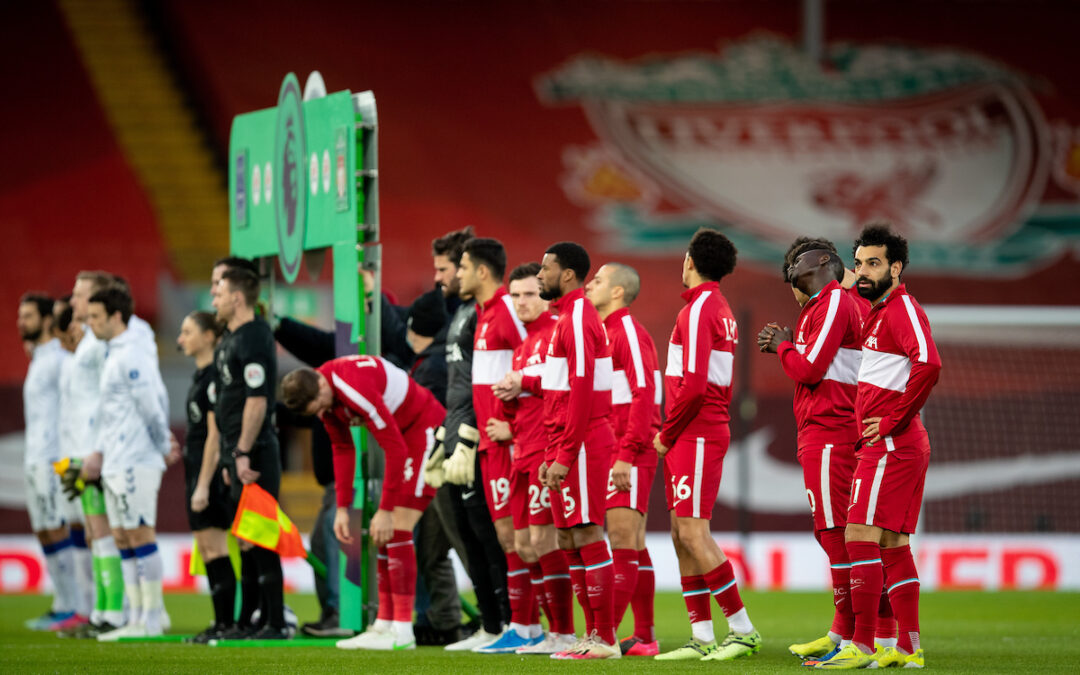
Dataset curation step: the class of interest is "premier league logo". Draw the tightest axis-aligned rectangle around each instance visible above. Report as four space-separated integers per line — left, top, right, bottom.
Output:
275 72 307 284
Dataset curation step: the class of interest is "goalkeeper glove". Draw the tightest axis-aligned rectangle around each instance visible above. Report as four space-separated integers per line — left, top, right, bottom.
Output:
53 457 87 501
443 423 480 485
423 426 447 488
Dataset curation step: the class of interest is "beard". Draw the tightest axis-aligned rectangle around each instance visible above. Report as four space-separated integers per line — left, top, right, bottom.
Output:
438 281 458 299
19 327 42 342
856 275 893 301
539 284 562 301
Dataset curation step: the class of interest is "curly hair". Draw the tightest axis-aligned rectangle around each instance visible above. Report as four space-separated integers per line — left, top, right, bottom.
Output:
687 228 737 282
853 223 909 274
545 241 591 282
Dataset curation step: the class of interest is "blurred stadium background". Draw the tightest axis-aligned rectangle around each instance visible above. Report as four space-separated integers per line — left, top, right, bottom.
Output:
1 0 1079 596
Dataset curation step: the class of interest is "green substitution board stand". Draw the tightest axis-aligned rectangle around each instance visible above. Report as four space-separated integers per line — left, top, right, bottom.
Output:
228 72 382 632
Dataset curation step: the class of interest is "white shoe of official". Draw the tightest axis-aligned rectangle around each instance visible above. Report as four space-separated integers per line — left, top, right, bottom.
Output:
336 625 389 650
517 632 578 655
445 628 500 652
97 622 147 642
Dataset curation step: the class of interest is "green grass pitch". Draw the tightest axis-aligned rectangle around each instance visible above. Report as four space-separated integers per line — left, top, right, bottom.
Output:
3 591 1078 673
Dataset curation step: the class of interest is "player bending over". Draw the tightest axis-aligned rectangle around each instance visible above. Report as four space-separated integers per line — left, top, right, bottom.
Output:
282 354 445 651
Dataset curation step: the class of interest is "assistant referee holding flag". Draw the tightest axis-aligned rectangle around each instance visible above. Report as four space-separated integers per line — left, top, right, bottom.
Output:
211 266 288 639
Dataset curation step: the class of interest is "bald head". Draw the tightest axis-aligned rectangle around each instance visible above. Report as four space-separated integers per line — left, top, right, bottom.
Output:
605 263 640 305
585 262 641 318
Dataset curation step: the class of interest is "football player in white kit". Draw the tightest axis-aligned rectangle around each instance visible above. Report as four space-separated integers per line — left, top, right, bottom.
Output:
19 293 82 632
68 272 174 636
49 297 95 635
67 271 132 635
82 285 172 640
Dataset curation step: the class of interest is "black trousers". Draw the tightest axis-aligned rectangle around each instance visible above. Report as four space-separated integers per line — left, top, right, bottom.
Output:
446 453 508 634
413 500 459 630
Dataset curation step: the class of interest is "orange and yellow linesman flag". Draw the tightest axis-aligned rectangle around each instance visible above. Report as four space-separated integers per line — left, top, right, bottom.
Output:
230 483 307 558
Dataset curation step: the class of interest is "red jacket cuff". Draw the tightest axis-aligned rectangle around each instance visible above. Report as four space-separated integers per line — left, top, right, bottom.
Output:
615 443 637 465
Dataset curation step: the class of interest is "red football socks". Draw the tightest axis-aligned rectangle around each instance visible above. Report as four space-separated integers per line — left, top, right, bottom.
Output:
883 544 921 654
681 574 711 625
539 550 574 635
877 581 897 642
565 549 594 634
632 548 656 642
820 528 855 640
612 548 639 627
528 560 544 626
846 540 884 652
376 548 392 622
505 551 532 627
387 530 416 623
579 540 616 645
704 560 746 617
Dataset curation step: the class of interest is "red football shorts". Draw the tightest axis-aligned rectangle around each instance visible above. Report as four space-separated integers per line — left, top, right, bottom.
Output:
663 432 729 519
605 457 656 515
550 441 612 529
846 433 930 534
481 446 513 520
510 450 552 529
388 414 439 512
798 442 856 532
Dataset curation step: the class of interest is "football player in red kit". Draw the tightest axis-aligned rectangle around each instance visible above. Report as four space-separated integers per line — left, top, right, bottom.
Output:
654 228 762 662
779 240 900 657
281 355 445 651
482 263 578 655
758 238 864 663
494 242 619 660
585 262 661 656
817 224 940 670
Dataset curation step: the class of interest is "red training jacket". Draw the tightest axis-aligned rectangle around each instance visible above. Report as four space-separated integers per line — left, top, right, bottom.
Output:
472 286 526 453
659 281 737 448
776 280 864 448
317 355 445 509
846 284 872 321
522 287 615 467
497 311 557 465
603 307 661 467
856 284 942 446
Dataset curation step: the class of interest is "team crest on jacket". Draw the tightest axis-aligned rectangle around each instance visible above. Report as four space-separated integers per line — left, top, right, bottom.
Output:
537 37 1080 276
189 401 203 424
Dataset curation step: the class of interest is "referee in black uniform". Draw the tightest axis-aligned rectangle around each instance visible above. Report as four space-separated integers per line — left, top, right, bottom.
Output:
179 310 235 643
211 267 288 639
